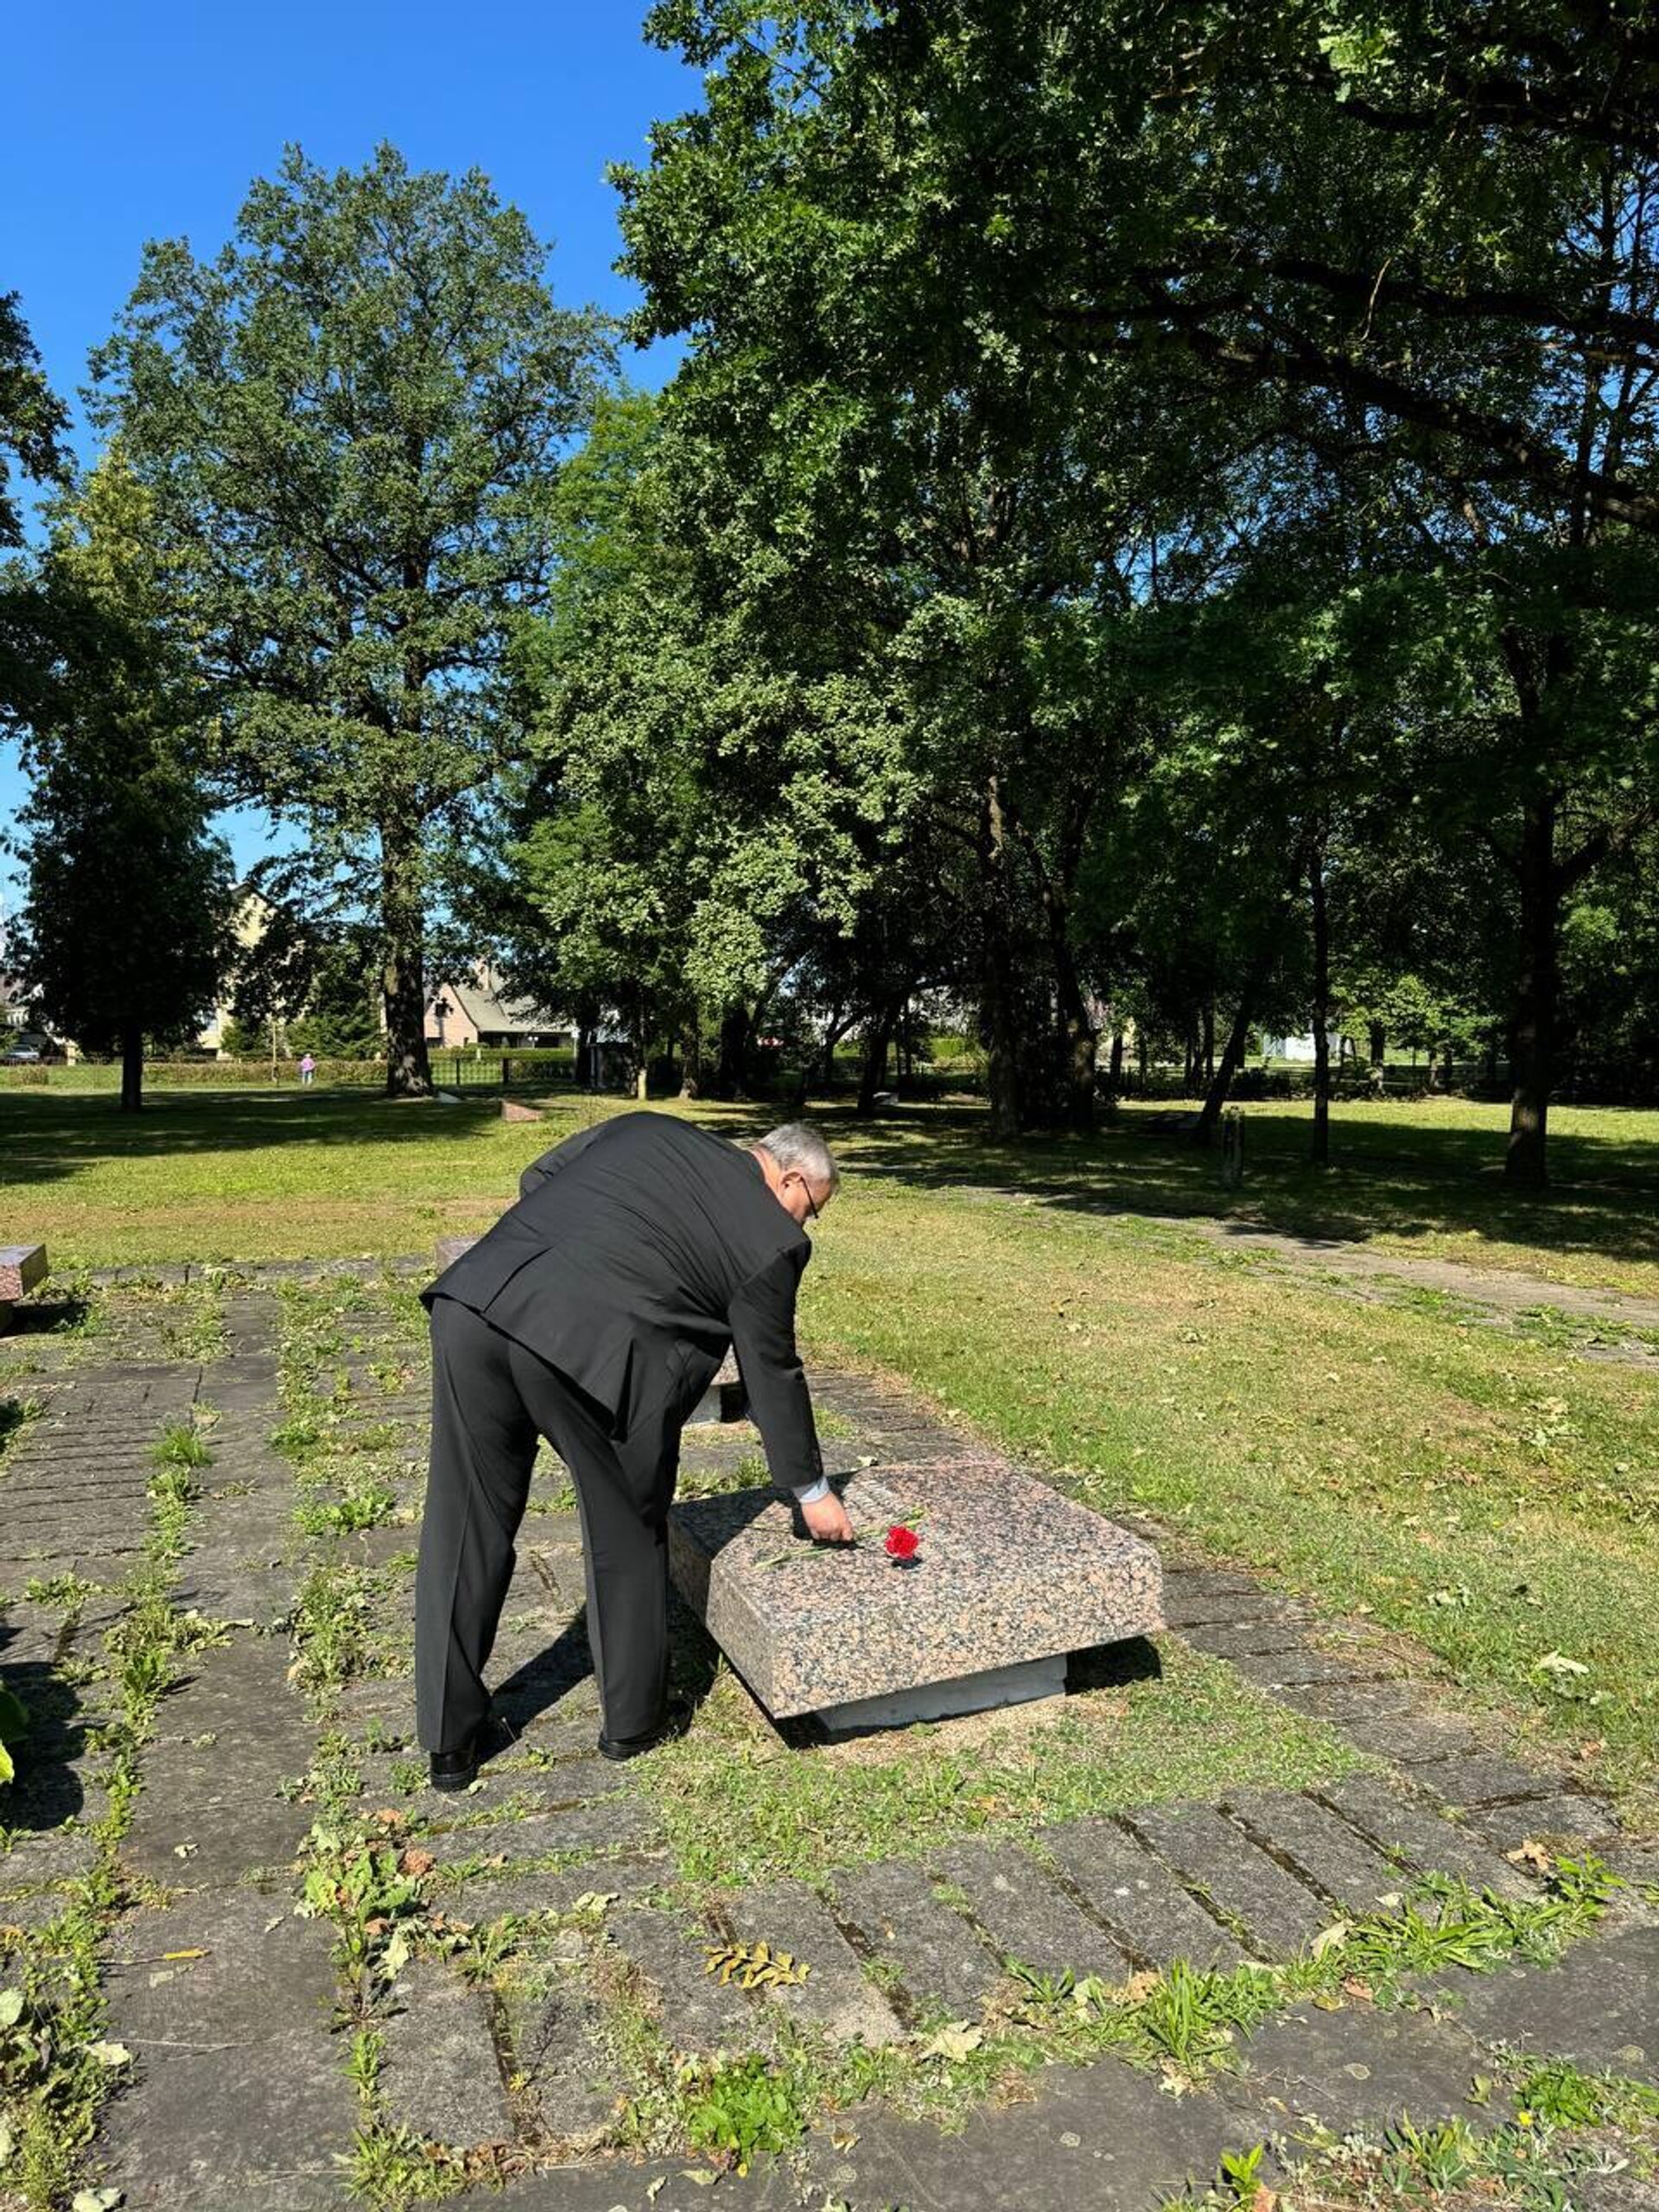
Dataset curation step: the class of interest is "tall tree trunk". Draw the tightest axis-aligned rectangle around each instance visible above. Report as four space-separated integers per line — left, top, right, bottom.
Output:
713 1004 750 1100
1505 791 1559 1189
1368 1020 1386 1070
1137 1031 1149 1091
119 1022 143 1114
857 1003 897 1116
380 824 431 1098
1194 942 1280 1145
1108 1027 1125 1092
1203 999 1217 1085
978 776 1021 1138
1045 920 1096 1135
1310 836 1331 1167
679 1015 703 1099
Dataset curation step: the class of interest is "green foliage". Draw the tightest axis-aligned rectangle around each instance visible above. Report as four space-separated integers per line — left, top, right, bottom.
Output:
680 2052 808 2173
92 143 614 1096
0 1687 29 1789
0 292 70 550
10 455 235 1109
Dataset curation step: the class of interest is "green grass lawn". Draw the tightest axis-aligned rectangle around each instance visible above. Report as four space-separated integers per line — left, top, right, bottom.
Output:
4 1083 1658 1818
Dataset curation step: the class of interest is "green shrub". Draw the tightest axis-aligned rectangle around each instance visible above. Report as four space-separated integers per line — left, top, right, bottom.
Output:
0 1685 29 1786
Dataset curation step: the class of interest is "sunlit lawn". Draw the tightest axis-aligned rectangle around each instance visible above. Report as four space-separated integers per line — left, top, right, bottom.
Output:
3 1081 1657 1817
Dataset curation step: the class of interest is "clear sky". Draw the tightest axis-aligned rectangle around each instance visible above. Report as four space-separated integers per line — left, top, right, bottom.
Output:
0 0 698 911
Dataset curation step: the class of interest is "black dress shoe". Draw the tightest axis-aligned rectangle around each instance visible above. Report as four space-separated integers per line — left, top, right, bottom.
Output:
428 1713 516 1792
596 1702 690 1762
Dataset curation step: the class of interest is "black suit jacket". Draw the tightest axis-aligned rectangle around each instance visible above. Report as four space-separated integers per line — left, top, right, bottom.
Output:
423 1112 824 1494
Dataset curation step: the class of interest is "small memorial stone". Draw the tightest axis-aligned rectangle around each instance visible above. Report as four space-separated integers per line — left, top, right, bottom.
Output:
669 1461 1161 1726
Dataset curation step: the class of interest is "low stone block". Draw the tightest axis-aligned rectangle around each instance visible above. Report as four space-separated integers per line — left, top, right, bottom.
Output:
1130 1803 1331 1958
0 1243 48 1317
686 1350 746 1427
1446 1926 1659 2084
502 1098 546 1122
830 1857 1001 2012
612 1904 766 2051
1044 1818 1243 1970
1225 1790 1404 1915
435 1235 480 1272
822 1652 1065 1732
669 1463 1162 1723
935 1840 1135 1983
380 1957 512 2147
1234 2002 1512 2138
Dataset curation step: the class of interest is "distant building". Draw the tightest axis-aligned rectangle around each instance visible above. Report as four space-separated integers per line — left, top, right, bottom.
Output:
425 965 567 1051
1262 1030 1345 1065
198 891 274 1056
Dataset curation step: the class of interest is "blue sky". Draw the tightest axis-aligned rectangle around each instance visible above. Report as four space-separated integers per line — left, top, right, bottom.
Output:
0 0 697 909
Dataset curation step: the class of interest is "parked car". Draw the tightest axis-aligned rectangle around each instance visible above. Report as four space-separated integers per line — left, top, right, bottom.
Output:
2 1046 42 1065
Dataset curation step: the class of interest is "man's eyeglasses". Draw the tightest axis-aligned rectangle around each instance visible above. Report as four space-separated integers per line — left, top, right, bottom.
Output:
787 1172 822 1224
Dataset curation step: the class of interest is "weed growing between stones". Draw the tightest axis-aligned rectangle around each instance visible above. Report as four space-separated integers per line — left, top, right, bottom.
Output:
1178 2056 1659 2211
273 1277 425 1548
0 1411 219 2208
755 1859 1630 2158
680 2050 814 2174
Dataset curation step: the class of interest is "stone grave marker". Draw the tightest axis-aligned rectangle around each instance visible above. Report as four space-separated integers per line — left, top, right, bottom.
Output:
669 1462 1163 1730
0 1243 48 1332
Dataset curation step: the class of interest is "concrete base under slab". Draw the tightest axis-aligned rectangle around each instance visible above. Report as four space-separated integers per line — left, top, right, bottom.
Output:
817 1652 1067 1733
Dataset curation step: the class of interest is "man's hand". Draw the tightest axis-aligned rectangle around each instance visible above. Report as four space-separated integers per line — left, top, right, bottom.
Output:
799 1491 856 1545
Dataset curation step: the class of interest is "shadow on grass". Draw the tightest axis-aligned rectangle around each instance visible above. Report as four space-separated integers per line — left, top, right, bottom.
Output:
821 1098 1659 1281
1067 1635 1164 1694
1 1295 93 1338
0 1087 524 1190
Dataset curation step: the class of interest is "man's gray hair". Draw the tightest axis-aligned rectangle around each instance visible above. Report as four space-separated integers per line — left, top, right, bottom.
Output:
757 1122 839 1194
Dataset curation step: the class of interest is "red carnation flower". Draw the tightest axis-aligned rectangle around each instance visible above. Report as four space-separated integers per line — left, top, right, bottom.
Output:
884 1523 920 1560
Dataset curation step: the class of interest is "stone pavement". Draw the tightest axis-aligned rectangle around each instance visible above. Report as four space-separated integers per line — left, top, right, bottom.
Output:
1 1265 1656 2212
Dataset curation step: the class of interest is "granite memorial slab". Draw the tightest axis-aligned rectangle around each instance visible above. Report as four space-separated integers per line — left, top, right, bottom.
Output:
0 1242 48 1331
668 1462 1163 1727
688 1348 747 1426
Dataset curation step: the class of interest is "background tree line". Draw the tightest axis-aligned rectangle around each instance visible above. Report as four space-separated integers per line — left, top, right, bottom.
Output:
2 3 1656 1181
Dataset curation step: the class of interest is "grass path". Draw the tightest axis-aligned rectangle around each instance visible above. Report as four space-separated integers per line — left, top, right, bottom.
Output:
4 1084 1657 1818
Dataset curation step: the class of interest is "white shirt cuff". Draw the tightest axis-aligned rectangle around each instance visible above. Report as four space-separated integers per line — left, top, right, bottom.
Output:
792 1476 832 1505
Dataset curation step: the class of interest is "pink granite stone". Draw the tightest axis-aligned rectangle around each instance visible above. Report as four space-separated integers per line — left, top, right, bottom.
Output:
0 1243 48 1305
0 1238 46 1318
668 1462 1163 1720
434 1236 480 1272
501 1100 545 1122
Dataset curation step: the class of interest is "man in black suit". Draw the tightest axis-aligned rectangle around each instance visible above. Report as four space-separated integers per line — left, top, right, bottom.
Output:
414 1114 848 1789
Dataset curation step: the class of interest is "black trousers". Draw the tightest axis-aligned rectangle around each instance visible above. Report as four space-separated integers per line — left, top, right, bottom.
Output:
415 1295 681 1753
